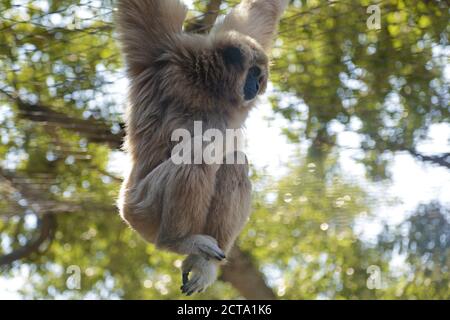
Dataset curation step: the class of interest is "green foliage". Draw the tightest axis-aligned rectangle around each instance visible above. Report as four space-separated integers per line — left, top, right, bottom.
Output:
241 158 386 299
272 0 449 179
379 202 450 299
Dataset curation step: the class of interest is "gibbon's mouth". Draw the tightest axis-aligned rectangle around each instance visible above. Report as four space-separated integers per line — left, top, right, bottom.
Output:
244 66 264 101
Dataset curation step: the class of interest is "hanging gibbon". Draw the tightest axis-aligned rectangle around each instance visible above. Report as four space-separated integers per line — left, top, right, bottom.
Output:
116 0 288 295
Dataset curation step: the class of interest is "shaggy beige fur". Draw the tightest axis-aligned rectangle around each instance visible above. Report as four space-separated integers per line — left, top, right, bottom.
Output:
116 0 287 295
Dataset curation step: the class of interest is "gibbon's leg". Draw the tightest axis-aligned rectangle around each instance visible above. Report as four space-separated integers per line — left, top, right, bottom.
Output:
122 155 227 261
181 155 252 295
116 0 187 76
211 0 289 50
205 158 252 254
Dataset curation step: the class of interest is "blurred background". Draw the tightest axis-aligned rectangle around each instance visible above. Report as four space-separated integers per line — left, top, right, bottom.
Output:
0 0 449 299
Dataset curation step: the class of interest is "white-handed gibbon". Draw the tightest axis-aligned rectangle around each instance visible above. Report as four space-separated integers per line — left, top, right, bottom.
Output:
116 0 288 295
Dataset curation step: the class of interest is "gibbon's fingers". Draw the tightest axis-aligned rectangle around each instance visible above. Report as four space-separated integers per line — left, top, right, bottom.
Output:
211 0 289 51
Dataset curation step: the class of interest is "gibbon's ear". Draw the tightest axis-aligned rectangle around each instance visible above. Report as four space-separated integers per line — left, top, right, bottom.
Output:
221 46 245 68
211 0 289 51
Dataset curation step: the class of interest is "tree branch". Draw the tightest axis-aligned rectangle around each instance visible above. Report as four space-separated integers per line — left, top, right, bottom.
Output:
221 246 277 300
0 168 57 267
0 214 56 267
16 99 124 149
408 149 450 169
0 169 82 216
185 0 223 33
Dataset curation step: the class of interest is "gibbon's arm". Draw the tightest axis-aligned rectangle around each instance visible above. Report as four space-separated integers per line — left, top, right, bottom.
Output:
116 0 188 76
211 0 289 51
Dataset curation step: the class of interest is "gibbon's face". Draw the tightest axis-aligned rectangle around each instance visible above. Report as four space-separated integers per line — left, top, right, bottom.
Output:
218 35 269 105
171 32 269 109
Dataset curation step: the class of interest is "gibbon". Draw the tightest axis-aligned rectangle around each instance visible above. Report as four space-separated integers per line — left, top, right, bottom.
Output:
116 0 288 295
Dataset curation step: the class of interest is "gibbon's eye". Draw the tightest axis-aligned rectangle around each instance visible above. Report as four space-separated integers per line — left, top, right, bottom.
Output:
244 66 262 101
222 46 244 67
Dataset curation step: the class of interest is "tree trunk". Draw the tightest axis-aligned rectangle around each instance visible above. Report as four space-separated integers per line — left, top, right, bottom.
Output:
221 247 276 300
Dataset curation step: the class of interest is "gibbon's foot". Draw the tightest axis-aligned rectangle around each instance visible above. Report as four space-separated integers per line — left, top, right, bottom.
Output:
192 235 226 261
181 254 218 295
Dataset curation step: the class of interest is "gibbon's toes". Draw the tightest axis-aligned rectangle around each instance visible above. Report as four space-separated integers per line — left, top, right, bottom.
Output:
181 273 202 296
180 254 218 295
181 254 199 287
181 272 213 296
182 272 190 287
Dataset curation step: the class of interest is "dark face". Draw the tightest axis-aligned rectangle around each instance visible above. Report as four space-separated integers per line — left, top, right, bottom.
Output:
221 44 268 102
244 66 263 101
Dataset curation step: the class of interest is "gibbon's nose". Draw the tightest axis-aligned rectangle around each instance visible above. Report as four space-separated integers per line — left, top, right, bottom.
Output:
244 66 262 101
